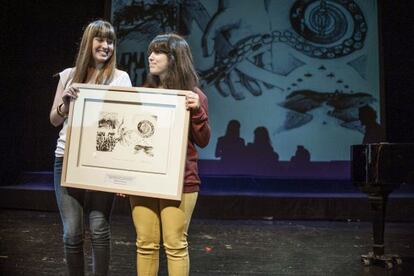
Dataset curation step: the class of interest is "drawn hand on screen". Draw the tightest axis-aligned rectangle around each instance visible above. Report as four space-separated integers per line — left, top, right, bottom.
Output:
200 0 286 100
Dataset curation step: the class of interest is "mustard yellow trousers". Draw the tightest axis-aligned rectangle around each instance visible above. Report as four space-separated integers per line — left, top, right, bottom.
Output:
130 192 198 276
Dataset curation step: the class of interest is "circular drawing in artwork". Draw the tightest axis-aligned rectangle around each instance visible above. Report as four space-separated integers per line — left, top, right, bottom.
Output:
137 120 155 138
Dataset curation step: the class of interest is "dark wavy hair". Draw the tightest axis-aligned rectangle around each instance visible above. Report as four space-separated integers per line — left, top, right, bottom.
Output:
145 33 199 90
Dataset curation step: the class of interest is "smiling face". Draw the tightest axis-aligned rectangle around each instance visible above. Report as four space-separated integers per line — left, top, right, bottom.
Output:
148 51 169 80
92 37 114 66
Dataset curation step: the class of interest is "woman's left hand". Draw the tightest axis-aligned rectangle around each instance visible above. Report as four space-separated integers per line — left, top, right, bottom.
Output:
186 91 200 111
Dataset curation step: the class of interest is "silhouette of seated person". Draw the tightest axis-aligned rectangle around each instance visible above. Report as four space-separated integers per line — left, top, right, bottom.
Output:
215 120 246 170
290 145 311 164
245 126 279 174
358 105 383 144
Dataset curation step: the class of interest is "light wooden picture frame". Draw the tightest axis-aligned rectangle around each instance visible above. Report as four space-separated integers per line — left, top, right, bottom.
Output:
61 84 190 200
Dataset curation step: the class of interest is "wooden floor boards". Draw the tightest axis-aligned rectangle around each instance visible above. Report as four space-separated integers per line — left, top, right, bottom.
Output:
1 210 413 275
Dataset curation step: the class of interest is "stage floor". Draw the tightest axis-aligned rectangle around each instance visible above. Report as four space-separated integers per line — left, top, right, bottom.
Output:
1 210 413 275
2 172 414 221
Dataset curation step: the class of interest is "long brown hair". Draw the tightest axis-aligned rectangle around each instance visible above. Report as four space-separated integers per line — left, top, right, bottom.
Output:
71 20 117 84
146 33 199 90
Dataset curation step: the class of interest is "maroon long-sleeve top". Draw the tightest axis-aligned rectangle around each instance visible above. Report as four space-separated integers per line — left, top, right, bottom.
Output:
183 87 211 193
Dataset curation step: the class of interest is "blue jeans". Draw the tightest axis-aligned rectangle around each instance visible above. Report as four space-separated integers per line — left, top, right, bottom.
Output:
54 157 114 276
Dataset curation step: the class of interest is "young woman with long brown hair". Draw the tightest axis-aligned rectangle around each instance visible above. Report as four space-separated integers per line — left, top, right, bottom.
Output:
129 33 211 276
50 20 132 276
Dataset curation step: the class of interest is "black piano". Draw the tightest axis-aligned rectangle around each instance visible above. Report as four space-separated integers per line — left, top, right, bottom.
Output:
351 143 414 268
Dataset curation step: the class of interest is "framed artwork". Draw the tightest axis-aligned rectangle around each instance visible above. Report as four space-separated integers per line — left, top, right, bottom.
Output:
61 84 190 200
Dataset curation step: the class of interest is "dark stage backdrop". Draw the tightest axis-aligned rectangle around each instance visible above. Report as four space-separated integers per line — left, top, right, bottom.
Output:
111 0 383 179
1 0 107 183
